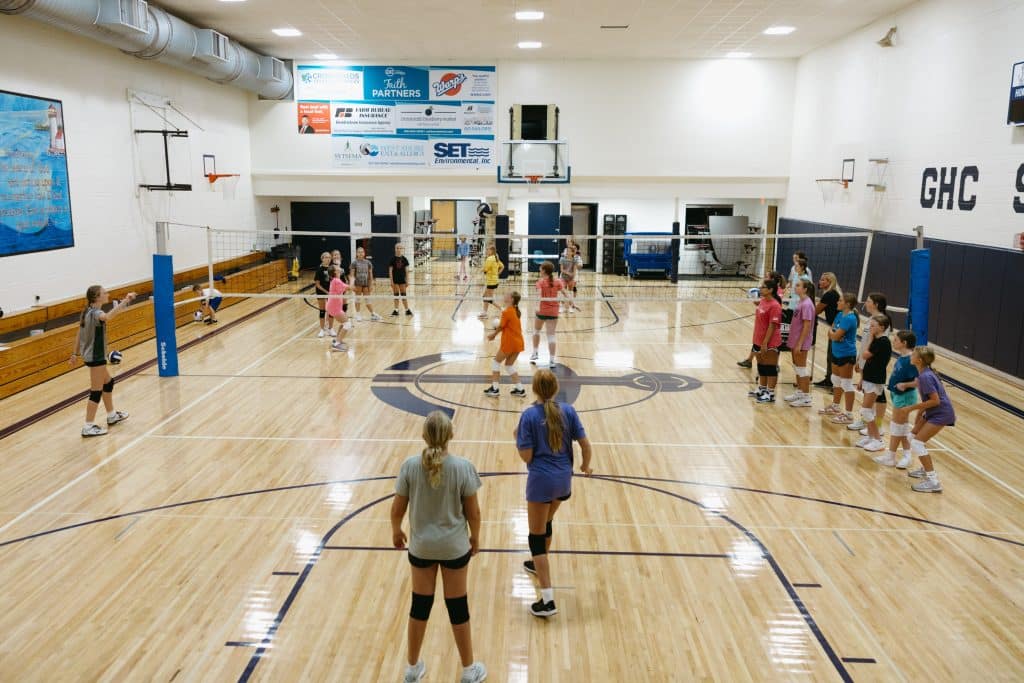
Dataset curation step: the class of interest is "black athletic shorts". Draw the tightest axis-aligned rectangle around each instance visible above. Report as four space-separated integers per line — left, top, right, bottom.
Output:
84 360 107 368
537 314 558 321
408 550 472 570
392 277 407 287
751 344 779 354
833 355 856 367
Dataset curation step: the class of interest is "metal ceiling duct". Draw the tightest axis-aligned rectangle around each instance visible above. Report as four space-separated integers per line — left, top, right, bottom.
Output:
0 0 293 99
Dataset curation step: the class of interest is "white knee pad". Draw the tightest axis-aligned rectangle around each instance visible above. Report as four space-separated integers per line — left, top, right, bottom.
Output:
342 321 353 331
860 407 876 422
491 359 503 372
795 366 810 378
841 377 855 393
830 373 841 386
911 439 928 456
503 363 516 376
889 421 906 437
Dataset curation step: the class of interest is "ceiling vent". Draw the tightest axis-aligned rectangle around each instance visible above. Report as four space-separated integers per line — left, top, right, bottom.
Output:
96 0 148 35
196 29 229 63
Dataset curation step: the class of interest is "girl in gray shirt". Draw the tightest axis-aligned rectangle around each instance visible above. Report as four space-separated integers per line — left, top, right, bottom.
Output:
391 411 487 683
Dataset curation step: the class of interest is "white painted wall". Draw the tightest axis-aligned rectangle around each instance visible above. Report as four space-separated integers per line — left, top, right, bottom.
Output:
0 15 258 312
784 0 1024 247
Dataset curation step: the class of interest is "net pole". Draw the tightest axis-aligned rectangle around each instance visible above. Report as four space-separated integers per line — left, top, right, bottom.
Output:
206 226 216 294
153 220 179 377
856 231 873 302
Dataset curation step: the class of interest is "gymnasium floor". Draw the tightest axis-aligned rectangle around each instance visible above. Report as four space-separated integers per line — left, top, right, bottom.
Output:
0 276 1022 682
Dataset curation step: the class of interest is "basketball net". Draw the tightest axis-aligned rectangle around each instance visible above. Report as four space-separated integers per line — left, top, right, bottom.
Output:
526 175 541 193
208 173 240 200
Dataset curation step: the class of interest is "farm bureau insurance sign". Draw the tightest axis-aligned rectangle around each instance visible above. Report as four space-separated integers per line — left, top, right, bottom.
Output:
294 65 496 171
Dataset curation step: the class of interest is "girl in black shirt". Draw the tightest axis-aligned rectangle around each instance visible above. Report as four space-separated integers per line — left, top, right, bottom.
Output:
315 251 333 338
389 243 413 317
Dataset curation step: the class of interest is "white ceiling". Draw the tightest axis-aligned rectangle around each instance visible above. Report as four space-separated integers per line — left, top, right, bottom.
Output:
156 0 917 61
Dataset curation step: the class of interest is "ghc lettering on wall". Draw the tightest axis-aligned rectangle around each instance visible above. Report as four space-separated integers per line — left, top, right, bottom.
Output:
921 164 1024 213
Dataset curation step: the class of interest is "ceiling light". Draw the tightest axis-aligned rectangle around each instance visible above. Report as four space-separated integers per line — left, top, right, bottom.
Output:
517 41 542 49
515 10 544 21
763 26 796 35
272 28 302 37
726 51 751 58
218 0 246 3
314 53 338 60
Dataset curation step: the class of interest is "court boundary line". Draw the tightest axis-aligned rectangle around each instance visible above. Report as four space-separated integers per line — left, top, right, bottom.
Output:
0 323 316 540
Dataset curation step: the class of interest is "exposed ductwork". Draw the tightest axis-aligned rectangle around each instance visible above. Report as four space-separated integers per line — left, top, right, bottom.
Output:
0 0 293 100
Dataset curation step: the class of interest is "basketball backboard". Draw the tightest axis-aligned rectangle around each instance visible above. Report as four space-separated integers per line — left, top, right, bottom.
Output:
497 140 570 184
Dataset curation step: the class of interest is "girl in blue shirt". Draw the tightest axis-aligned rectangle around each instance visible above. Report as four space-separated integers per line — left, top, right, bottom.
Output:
875 330 919 469
821 292 860 424
516 369 593 618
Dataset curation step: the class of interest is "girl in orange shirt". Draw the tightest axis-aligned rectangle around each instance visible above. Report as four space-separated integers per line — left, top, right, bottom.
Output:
484 291 526 397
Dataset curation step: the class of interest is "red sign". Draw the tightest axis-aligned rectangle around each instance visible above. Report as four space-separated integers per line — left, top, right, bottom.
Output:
297 102 330 134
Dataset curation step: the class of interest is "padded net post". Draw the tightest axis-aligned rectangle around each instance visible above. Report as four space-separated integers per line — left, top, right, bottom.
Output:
153 220 179 377
908 248 931 345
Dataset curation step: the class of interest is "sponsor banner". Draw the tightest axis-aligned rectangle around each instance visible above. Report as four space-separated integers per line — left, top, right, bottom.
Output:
297 64 495 170
297 102 330 134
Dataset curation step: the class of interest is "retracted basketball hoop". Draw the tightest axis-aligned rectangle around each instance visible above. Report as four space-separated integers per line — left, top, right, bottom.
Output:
207 173 240 200
525 175 542 193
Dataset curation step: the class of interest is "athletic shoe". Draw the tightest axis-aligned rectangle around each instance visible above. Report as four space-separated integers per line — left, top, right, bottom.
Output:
460 662 488 683
847 419 866 431
912 478 943 493
370 313 382 322
830 414 854 425
523 560 536 575
355 314 363 322
327 328 337 337
863 439 886 452
477 313 488 319
81 423 108 437
549 358 557 368
391 309 399 316
106 411 129 426
855 436 871 448
783 392 801 402
483 387 500 397
859 427 887 438
405 309 414 316
873 452 897 466
748 388 763 398
317 330 326 338
510 387 527 397
908 468 927 479
331 342 348 352
529 352 539 363
818 404 840 415
530 599 558 618
755 392 775 404
736 359 752 368
790 396 813 408
896 452 913 469
404 660 426 683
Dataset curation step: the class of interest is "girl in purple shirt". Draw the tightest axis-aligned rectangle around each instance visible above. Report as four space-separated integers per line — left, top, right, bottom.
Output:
907 347 956 493
784 279 816 408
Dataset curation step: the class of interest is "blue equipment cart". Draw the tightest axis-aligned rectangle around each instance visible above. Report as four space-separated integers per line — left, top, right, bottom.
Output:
624 233 674 278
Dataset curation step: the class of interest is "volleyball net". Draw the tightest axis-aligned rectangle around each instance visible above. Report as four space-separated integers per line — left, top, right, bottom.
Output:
155 221 874 307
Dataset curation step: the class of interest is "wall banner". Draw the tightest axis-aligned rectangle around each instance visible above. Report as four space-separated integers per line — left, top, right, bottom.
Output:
295 65 496 170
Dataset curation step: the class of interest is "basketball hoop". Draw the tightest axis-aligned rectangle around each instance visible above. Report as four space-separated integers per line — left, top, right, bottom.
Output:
207 173 240 200
525 175 542 193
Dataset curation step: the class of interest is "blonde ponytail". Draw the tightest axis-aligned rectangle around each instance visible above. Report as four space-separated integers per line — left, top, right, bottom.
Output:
421 411 453 488
532 369 565 452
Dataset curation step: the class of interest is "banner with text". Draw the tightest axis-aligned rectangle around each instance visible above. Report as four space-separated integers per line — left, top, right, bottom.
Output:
295 65 496 170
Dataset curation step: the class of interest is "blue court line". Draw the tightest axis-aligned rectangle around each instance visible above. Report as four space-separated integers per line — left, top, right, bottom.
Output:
225 641 258 648
323 546 729 559
271 571 299 576
793 583 823 588
841 658 877 664
938 372 1024 420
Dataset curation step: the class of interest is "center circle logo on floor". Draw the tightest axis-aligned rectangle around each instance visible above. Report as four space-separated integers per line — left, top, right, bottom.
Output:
371 351 702 418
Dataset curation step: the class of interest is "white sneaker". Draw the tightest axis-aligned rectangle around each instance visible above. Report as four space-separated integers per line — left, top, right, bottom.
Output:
855 436 871 448
403 660 426 682
548 358 557 368
873 452 897 466
908 468 927 479
327 328 337 337
460 662 488 683
370 313 382 321
81 423 108 437
106 411 129 426
790 396 813 408
896 452 912 469
529 352 539 363
783 392 801 402
355 314 363 322
317 329 326 338
863 439 886 452
847 419 866 431
912 477 943 493
859 427 887 437
331 341 348 352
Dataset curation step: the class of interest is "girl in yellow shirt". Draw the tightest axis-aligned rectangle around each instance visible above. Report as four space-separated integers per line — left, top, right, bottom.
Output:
478 244 504 318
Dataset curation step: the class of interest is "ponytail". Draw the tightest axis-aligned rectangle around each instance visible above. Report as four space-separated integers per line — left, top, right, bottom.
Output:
540 260 555 286
532 369 565 453
420 411 453 488
81 285 102 326
511 291 521 318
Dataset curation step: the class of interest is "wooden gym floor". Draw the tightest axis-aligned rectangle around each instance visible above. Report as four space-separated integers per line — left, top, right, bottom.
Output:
0 276 1022 682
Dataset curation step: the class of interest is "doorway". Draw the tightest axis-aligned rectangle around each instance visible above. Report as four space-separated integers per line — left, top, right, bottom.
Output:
527 202 560 273
570 203 598 270
290 202 351 269
430 199 481 257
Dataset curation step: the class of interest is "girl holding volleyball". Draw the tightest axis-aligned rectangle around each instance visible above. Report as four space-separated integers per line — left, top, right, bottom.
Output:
530 261 564 368
70 285 135 437
326 265 351 352
516 369 593 617
484 291 526 397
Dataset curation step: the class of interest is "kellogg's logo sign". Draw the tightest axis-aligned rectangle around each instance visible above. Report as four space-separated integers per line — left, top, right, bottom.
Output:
433 72 467 97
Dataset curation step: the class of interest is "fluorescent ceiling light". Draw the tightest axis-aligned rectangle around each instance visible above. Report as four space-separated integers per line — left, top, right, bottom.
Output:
314 53 338 60
726 51 751 58
272 28 302 37
763 26 796 35
518 41 542 49
515 10 544 21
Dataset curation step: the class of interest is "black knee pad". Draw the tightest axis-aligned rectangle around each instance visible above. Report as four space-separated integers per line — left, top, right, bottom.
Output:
545 521 552 538
528 533 548 556
757 363 778 377
445 595 470 625
88 390 102 404
409 592 434 621
319 309 326 319
102 378 114 393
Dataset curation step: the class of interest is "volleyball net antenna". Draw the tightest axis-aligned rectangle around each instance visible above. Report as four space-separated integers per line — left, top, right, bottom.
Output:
155 221 874 306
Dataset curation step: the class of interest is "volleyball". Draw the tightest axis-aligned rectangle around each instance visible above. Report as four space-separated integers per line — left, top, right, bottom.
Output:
108 350 123 365
747 287 760 300
194 310 203 321
492 318 501 330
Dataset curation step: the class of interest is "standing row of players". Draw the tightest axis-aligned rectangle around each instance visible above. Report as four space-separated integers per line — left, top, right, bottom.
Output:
746 253 956 493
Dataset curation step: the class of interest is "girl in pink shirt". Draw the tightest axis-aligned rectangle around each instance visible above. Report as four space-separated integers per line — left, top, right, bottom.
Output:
750 278 783 404
530 261 564 369
325 265 351 352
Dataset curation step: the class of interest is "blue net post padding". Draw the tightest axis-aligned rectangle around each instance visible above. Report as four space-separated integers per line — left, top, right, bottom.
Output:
153 253 179 377
908 248 930 346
